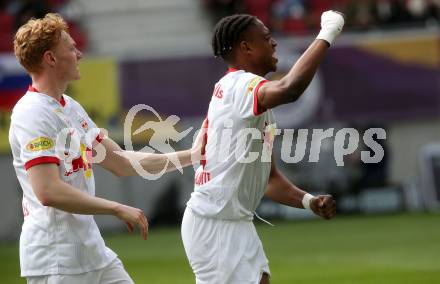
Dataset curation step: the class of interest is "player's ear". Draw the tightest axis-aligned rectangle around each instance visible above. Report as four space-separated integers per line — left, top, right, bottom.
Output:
239 40 252 55
43 50 57 67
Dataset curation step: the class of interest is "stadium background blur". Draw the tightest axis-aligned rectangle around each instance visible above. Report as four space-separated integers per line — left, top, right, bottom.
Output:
0 0 439 283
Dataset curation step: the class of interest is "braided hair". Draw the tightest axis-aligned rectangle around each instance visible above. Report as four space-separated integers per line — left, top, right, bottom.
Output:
211 14 257 60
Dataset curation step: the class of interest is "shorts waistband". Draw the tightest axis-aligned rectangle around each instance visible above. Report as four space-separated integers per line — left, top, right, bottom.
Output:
186 207 254 222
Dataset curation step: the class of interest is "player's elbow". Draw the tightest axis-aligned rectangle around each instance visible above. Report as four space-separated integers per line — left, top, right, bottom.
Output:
40 197 53 207
33 179 63 207
287 77 308 102
274 79 306 105
35 188 55 207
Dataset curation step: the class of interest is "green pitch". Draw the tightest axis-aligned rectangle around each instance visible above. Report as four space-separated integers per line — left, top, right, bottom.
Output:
1 213 439 283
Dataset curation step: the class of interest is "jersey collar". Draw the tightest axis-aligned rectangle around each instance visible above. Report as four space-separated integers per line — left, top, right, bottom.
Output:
226 68 239 74
28 85 66 107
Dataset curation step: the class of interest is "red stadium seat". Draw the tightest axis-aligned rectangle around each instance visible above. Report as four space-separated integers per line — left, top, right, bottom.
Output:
67 21 88 51
0 11 13 33
0 12 14 52
283 18 307 35
0 33 13 52
244 0 274 26
47 0 68 9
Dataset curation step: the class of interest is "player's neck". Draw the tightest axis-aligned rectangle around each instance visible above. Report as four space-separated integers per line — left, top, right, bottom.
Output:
31 73 67 101
228 61 265 77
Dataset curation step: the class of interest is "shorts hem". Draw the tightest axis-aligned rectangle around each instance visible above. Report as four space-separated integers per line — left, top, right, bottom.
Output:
21 255 118 277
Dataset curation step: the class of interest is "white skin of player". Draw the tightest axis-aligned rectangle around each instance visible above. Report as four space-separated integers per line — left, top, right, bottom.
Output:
27 30 204 240
226 20 337 222
130 115 193 173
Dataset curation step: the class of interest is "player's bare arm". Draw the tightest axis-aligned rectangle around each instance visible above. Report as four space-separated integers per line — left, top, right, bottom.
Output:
257 39 329 109
265 157 336 220
264 156 306 208
28 163 149 239
96 122 205 177
257 11 344 110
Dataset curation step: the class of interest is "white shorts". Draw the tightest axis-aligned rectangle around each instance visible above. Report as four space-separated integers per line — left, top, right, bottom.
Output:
26 258 134 284
181 208 270 284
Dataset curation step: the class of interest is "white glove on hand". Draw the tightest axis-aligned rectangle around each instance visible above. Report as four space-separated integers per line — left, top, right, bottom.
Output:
316 10 345 46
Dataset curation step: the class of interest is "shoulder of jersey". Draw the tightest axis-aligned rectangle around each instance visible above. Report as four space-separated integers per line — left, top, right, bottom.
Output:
11 92 60 123
12 92 48 113
62 94 74 104
222 70 254 85
63 95 85 113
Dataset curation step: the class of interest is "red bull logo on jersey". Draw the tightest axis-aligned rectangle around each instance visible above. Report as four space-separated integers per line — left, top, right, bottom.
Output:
26 137 54 152
64 144 93 178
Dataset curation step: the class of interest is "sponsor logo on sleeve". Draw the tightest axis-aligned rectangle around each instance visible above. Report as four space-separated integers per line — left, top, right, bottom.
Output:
26 137 54 152
246 77 262 95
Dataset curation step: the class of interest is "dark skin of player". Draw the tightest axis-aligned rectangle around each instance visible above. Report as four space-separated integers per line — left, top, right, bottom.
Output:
223 19 336 284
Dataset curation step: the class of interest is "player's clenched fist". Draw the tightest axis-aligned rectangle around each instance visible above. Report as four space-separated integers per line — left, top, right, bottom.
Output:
316 10 345 45
310 195 336 220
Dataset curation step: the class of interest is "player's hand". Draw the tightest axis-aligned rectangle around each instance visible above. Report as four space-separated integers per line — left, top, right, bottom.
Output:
191 118 208 161
114 203 149 240
310 195 336 220
316 10 345 45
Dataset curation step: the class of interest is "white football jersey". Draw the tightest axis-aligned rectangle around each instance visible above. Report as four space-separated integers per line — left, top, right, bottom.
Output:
9 87 117 277
187 69 277 220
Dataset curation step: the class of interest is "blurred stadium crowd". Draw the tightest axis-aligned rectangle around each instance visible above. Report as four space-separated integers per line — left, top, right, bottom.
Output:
0 0 87 52
203 0 440 34
1 1 440 53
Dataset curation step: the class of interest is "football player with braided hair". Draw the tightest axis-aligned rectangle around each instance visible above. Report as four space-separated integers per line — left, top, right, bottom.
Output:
182 11 345 284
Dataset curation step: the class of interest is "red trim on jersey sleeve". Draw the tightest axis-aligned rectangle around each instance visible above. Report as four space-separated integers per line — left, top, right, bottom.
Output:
24 156 60 170
253 79 268 116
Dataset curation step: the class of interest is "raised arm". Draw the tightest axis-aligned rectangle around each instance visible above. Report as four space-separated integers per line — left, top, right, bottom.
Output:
257 11 344 110
28 163 149 239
